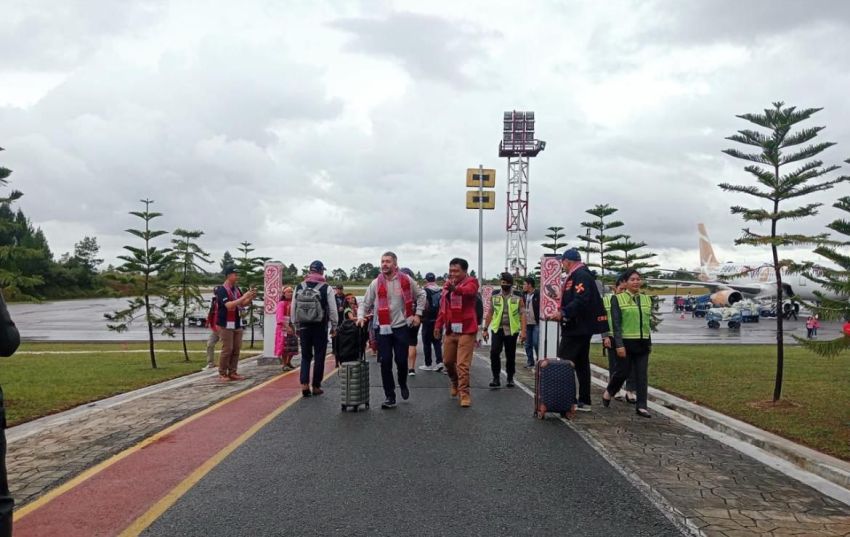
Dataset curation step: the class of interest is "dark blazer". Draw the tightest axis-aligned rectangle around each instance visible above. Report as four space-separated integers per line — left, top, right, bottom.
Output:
560 265 607 336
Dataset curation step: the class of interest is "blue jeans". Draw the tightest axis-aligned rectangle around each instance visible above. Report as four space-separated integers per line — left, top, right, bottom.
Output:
524 324 539 365
421 320 443 366
299 324 329 388
378 325 410 400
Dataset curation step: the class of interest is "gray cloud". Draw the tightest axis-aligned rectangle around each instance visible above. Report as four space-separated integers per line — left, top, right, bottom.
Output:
331 11 497 86
2 1 850 278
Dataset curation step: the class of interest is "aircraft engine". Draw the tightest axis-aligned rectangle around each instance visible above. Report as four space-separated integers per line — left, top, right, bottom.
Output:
710 290 743 306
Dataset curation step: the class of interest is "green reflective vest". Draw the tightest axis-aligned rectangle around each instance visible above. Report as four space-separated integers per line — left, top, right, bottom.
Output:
602 294 614 333
489 294 522 335
615 292 652 340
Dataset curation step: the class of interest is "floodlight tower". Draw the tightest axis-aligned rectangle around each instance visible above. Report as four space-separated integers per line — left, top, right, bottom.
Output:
499 111 545 276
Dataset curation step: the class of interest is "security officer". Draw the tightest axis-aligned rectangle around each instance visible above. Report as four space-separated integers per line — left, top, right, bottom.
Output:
602 268 653 418
550 248 607 412
482 272 526 388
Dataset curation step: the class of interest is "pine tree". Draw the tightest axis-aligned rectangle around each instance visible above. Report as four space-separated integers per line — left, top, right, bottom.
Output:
168 229 211 361
720 102 848 401
541 226 567 254
577 204 625 280
105 199 175 368
607 235 659 274
220 250 236 276
797 192 850 357
0 148 43 299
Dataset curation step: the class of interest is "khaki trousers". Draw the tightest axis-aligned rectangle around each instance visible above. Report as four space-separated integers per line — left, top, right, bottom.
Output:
218 328 243 376
443 333 475 397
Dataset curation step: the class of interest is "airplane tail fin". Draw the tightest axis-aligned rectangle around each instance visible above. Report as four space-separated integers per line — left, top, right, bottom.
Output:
698 223 720 281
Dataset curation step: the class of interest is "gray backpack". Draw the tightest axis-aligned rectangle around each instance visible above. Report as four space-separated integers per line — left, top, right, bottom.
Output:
295 282 327 325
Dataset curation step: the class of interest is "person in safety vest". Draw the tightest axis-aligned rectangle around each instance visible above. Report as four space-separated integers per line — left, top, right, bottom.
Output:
482 272 526 388
602 274 636 402
601 269 653 418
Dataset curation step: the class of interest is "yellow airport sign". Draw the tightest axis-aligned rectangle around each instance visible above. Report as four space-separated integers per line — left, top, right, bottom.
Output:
466 168 496 188
466 190 496 210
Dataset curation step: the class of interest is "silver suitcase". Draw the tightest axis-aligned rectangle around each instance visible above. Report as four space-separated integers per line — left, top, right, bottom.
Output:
339 359 370 411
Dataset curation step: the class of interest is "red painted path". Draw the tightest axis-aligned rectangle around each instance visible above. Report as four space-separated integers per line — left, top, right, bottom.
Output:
14 359 334 537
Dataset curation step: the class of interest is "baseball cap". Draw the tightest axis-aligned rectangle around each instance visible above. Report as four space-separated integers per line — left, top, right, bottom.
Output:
309 260 326 273
224 267 239 275
425 272 436 282
561 248 581 262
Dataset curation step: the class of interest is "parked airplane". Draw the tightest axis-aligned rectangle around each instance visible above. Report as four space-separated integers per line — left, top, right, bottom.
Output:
651 224 838 306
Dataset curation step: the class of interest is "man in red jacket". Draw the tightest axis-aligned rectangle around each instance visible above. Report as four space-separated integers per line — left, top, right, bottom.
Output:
434 258 479 408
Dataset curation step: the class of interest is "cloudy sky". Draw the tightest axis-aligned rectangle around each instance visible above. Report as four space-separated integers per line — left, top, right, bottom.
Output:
2 0 849 278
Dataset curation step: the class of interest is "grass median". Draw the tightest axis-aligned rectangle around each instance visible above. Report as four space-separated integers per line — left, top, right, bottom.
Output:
591 343 850 461
1 341 260 426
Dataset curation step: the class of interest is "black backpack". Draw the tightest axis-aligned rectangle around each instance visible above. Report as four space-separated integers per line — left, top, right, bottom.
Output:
423 288 442 321
336 319 362 362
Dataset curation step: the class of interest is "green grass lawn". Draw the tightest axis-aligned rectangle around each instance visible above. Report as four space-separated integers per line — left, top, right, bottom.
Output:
0 341 259 426
591 344 850 461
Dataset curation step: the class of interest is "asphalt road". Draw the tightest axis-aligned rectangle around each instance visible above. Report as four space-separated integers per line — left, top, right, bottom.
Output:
141 356 681 537
10 296 842 345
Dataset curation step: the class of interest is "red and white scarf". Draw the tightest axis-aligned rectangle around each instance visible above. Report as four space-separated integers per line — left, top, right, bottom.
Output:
449 277 466 333
376 272 414 335
224 284 242 329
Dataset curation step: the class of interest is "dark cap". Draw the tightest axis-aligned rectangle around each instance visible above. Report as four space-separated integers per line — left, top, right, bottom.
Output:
561 248 581 262
425 272 436 282
224 267 239 276
500 272 514 284
309 260 325 273
400 267 415 278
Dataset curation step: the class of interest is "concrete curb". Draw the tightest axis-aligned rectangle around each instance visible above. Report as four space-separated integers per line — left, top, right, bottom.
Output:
589 363 850 499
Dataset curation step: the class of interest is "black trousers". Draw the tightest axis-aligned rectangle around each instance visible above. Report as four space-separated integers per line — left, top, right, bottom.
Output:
558 334 592 405
299 324 329 388
489 329 518 381
606 338 636 392
0 387 12 537
378 326 409 400
606 347 650 411
421 320 442 366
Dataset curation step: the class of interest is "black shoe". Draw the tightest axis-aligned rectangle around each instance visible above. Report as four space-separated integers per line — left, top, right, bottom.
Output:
506 379 515 388
489 380 501 388
302 389 312 398
381 399 397 409
636 409 651 418
400 385 410 400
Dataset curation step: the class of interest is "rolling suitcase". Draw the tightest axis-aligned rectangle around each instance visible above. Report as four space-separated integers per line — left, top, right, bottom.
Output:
339 360 369 411
534 358 577 419
339 327 369 411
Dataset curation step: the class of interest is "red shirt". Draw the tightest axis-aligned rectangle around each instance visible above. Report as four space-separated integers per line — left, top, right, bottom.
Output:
435 276 480 335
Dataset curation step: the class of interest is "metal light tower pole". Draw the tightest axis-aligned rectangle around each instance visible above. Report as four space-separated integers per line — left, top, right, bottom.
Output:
499 111 544 276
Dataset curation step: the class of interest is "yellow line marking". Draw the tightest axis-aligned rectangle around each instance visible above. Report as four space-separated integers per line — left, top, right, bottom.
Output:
118 366 338 537
13 366 302 521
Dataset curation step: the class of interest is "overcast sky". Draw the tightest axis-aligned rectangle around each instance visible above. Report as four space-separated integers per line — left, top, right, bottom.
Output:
2 0 849 278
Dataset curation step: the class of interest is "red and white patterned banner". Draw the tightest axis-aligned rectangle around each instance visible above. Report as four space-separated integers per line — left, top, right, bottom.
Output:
481 285 494 322
540 255 562 320
263 262 283 315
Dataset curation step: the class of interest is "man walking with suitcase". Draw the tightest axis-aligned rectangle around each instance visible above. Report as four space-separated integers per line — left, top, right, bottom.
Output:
358 252 426 409
550 248 607 412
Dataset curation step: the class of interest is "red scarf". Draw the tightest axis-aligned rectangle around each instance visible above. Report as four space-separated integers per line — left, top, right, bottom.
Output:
224 284 242 328
448 277 466 333
376 272 413 334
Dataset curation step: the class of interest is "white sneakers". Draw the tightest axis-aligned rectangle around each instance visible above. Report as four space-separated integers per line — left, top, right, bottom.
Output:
200 364 216 372
418 364 446 372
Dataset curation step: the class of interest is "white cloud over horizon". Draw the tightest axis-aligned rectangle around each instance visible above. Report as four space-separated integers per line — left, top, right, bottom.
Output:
2 0 849 279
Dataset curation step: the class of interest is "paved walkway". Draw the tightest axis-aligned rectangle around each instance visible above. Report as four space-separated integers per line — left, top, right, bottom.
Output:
6 345 850 536
509 351 850 536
